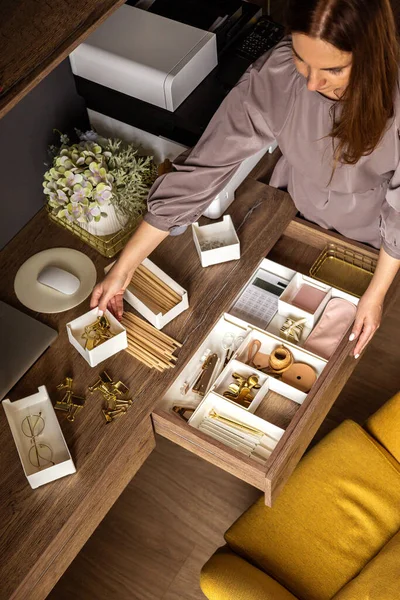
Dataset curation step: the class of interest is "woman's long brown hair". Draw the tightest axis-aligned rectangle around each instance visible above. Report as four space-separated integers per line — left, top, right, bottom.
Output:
286 0 400 166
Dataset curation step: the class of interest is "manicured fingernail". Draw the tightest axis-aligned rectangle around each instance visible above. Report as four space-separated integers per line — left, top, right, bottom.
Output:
98 309 104 316
349 333 355 341
354 354 360 359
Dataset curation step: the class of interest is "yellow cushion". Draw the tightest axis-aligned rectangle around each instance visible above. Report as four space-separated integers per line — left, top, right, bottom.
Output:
334 531 400 599
366 392 400 463
200 546 298 600
225 421 400 600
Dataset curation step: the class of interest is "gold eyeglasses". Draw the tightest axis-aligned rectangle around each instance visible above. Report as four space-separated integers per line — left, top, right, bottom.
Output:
21 412 55 470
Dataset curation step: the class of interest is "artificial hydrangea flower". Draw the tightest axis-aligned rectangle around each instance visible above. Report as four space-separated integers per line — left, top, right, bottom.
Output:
44 130 157 227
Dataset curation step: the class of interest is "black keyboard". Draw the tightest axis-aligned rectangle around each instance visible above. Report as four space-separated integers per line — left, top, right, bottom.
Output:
235 16 285 62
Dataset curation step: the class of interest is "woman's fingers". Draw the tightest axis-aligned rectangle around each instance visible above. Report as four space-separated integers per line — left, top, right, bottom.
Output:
90 284 104 309
349 317 363 344
108 296 118 318
107 294 124 321
98 289 116 314
353 323 374 358
115 295 124 321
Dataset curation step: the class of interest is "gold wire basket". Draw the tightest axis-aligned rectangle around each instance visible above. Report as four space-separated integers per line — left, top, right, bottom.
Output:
47 207 142 258
310 243 377 298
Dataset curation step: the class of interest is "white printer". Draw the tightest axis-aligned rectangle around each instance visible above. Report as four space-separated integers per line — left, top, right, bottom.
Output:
69 5 218 111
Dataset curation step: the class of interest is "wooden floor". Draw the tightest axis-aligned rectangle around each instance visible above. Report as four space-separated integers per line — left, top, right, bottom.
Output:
49 434 260 600
49 286 400 600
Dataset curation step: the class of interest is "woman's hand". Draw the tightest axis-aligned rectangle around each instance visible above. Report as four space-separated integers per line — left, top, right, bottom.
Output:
349 246 400 358
349 291 383 358
90 221 170 320
90 266 134 321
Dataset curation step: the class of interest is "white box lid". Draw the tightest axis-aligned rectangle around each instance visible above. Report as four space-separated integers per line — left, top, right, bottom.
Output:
79 6 213 77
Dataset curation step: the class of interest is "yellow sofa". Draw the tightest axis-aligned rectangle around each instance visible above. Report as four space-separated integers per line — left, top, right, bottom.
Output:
200 393 400 600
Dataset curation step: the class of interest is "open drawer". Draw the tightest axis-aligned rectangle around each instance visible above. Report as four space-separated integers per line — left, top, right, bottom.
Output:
152 217 383 506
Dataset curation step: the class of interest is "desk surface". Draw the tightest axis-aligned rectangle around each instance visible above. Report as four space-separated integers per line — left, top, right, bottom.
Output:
0 178 296 600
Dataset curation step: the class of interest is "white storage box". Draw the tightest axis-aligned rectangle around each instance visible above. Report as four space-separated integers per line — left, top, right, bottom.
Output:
192 215 240 267
3 386 76 489
69 5 218 111
106 258 189 330
67 308 127 367
88 110 188 164
279 274 331 328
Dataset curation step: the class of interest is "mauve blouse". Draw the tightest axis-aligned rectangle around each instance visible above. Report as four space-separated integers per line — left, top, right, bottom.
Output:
144 37 400 259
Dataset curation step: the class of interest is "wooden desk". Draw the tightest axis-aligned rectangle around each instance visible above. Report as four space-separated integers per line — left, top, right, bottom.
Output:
0 179 296 600
0 0 128 119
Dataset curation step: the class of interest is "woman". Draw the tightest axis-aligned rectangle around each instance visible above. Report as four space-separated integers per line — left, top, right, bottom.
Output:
91 0 400 359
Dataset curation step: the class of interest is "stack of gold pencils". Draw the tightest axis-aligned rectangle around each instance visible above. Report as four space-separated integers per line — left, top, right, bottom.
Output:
121 312 181 371
127 264 182 315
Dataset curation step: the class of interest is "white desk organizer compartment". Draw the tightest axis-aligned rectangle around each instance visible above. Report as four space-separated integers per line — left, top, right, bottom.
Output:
229 258 295 330
192 216 240 267
188 391 285 458
2 386 76 489
279 274 332 328
265 312 313 347
330 286 360 306
210 359 269 413
106 258 189 330
66 308 127 367
162 314 249 409
234 328 327 404
69 5 218 112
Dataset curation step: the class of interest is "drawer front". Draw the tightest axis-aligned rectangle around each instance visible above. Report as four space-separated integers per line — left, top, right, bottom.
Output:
152 217 393 507
153 411 267 490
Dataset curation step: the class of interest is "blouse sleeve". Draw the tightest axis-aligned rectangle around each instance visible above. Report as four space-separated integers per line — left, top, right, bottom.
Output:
381 179 400 259
144 38 297 233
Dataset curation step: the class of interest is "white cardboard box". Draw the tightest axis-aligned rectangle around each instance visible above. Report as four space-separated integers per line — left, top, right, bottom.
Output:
66 308 127 367
2 386 76 489
69 5 218 111
192 215 240 267
105 258 189 330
